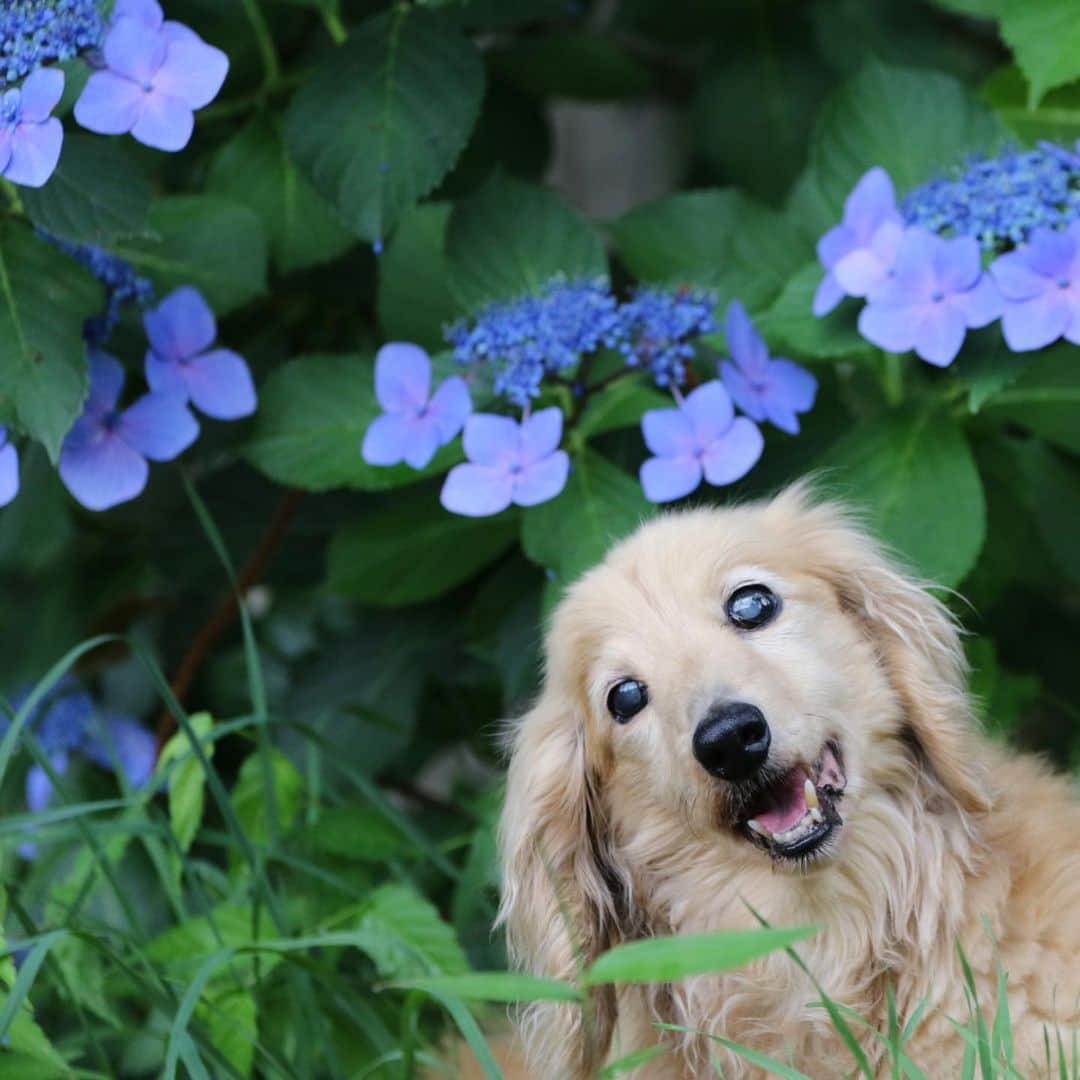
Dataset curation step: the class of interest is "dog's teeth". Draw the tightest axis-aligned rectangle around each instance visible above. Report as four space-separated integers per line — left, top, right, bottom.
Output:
747 819 772 841
809 807 823 824
803 779 820 811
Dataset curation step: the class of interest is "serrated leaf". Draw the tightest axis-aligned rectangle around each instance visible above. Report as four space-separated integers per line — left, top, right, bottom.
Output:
157 712 215 853
201 989 255 1079
0 221 100 460
110 195 268 314
244 353 461 492
521 451 654 586
999 0 1080 106
358 884 468 979
818 408 985 587
21 135 151 246
327 488 518 605
207 115 353 274
447 173 607 310
286 7 484 244
231 749 303 845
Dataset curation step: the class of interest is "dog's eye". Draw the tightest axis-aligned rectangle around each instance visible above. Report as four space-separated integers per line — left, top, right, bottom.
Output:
727 584 780 630
607 679 648 723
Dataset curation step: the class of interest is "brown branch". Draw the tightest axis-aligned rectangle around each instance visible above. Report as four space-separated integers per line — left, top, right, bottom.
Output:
155 487 304 753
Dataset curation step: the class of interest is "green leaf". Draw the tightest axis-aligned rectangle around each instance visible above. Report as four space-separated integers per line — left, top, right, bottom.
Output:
585 927 816 985
796 62 1003 236
207 115 353 274
245 352 460 491
577 377 670 439
302 805 411 861
1012 440 1080 585
376 203 459 351
157 712 215 853
756 263 875 362
0 221 100 460
21 134 151 246
981 65 1080 145
286 7 484 244
521 451 654 586
392 972 583 1003
949 330 1029 413
610 190 809 314
357 884 468 978
818 408 986 587
202 989 256 1079
447 173 607 310
231 749 303 844
999 0 1080 105
111 195 268 314
327 488 518 605
981 343 1080 453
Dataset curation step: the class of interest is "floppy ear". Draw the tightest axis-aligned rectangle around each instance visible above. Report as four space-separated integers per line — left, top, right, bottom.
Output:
778 488 992 815
497 688 624 1078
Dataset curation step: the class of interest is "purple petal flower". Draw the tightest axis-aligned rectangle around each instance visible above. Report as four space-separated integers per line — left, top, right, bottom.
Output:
857 227 1003 368
83 712 156 787
990 223 1080 351
0 68 64 188
0 426 18 508
144 287 255 419
18 752 69 859
718 302 817 435
813 167 902 316
639 381 763 503
74 11 227 152
362 343 471 470
440 408 569 516
59 352 199 511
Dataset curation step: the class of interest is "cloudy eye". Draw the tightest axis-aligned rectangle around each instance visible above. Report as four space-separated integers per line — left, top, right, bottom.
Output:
606 679 648 723
727 584 780 630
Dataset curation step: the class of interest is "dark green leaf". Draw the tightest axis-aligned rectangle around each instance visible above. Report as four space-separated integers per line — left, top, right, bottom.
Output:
326 488 518 604
286 7 484 243
1012 440 1080 584
303 806 411 862
493 32 651 100
358 884 468 978
981 66 1080 144
447 173 607 310
577 378 670 439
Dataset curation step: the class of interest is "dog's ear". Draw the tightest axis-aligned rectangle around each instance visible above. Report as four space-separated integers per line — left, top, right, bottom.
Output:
497 688 623 1078
777 487 991 815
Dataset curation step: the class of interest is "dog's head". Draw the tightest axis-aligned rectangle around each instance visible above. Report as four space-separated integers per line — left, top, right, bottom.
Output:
498 484 989 1074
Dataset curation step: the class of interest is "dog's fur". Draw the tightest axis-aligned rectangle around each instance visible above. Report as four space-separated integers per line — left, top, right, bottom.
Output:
498 485 1080 1078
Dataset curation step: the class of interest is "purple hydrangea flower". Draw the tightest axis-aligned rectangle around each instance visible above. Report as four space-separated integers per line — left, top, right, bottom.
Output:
144 287 255 419
0 426 18 508
59 352 198 511
0 1 105 86
814 167 903 316
617 286 717 387
74 0 228 152
718 302 817 435
857 228 1002 367
990 223 1080 351
362 343 471 470
639 381 763 503
440 408 569 517
0 67 64 188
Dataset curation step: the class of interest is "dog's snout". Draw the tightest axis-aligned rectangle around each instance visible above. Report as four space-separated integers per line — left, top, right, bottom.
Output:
692 703 771 781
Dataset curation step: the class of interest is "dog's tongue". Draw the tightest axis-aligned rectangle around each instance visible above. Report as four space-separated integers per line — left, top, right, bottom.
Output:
754 769 809 833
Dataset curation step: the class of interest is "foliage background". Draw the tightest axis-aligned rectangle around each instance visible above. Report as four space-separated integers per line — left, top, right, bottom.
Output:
2 0 1080 1075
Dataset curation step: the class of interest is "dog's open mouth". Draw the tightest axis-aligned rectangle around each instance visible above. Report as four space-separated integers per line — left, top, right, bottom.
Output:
736 741 846 861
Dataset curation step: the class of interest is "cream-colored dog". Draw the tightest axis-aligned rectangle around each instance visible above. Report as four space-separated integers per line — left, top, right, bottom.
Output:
498 485 1080 1078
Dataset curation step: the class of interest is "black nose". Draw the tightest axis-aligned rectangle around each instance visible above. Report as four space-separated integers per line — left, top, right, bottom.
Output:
692 703 771 781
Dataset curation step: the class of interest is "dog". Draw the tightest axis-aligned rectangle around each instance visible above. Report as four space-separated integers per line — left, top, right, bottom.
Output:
497 484 1080 1078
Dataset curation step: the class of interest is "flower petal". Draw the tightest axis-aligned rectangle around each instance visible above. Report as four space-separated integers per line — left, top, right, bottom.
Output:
933 234 981 294
18 68 65 124
912 304 966 367
767 359 818 413
681 379 734 448
130 90 194 151
83 713 156 787
118 392 199 461
724 301 768 375
990 251 1051 301
858 300 917 355
1001 293 1071 352
513 450 570 507
719 361 765 422
833 246 890 298
440 463 514 517
104 16 166 85
462 413 520 468
86 352 126 416
59 430 149 511
361 412 412 466
4 118 63 188
113 0 164 28
26 753 67 814
153 39 229 110
952 273 1003 329
144 286 217 363
844 167 898 238
74 70 144 135
0 441 17 507
889 226 938 299
519 407 563 466
183 349 256 419
0 128 13 176
640 455 701 503
374 342 430 414
402 417 441 470
1024 227 1075 279
641 406 695 456
811 271 844 317
427 376 471 444
817 224 855 271
701 416 763 486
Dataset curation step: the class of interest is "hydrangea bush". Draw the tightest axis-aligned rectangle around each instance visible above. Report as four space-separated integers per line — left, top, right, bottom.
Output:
0 0 1079 1074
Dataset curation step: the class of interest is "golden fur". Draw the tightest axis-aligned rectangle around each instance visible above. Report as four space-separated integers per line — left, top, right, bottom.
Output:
497 485 1080 1078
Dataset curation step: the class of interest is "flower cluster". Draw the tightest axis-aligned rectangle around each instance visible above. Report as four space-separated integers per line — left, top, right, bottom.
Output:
6 676 155 858
364 292 816 515
0 0 228 189
813 146 1080 366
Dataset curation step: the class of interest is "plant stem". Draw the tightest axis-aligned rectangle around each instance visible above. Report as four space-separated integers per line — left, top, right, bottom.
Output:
320 7 348 44
882 352 904 407
239 0 282 89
